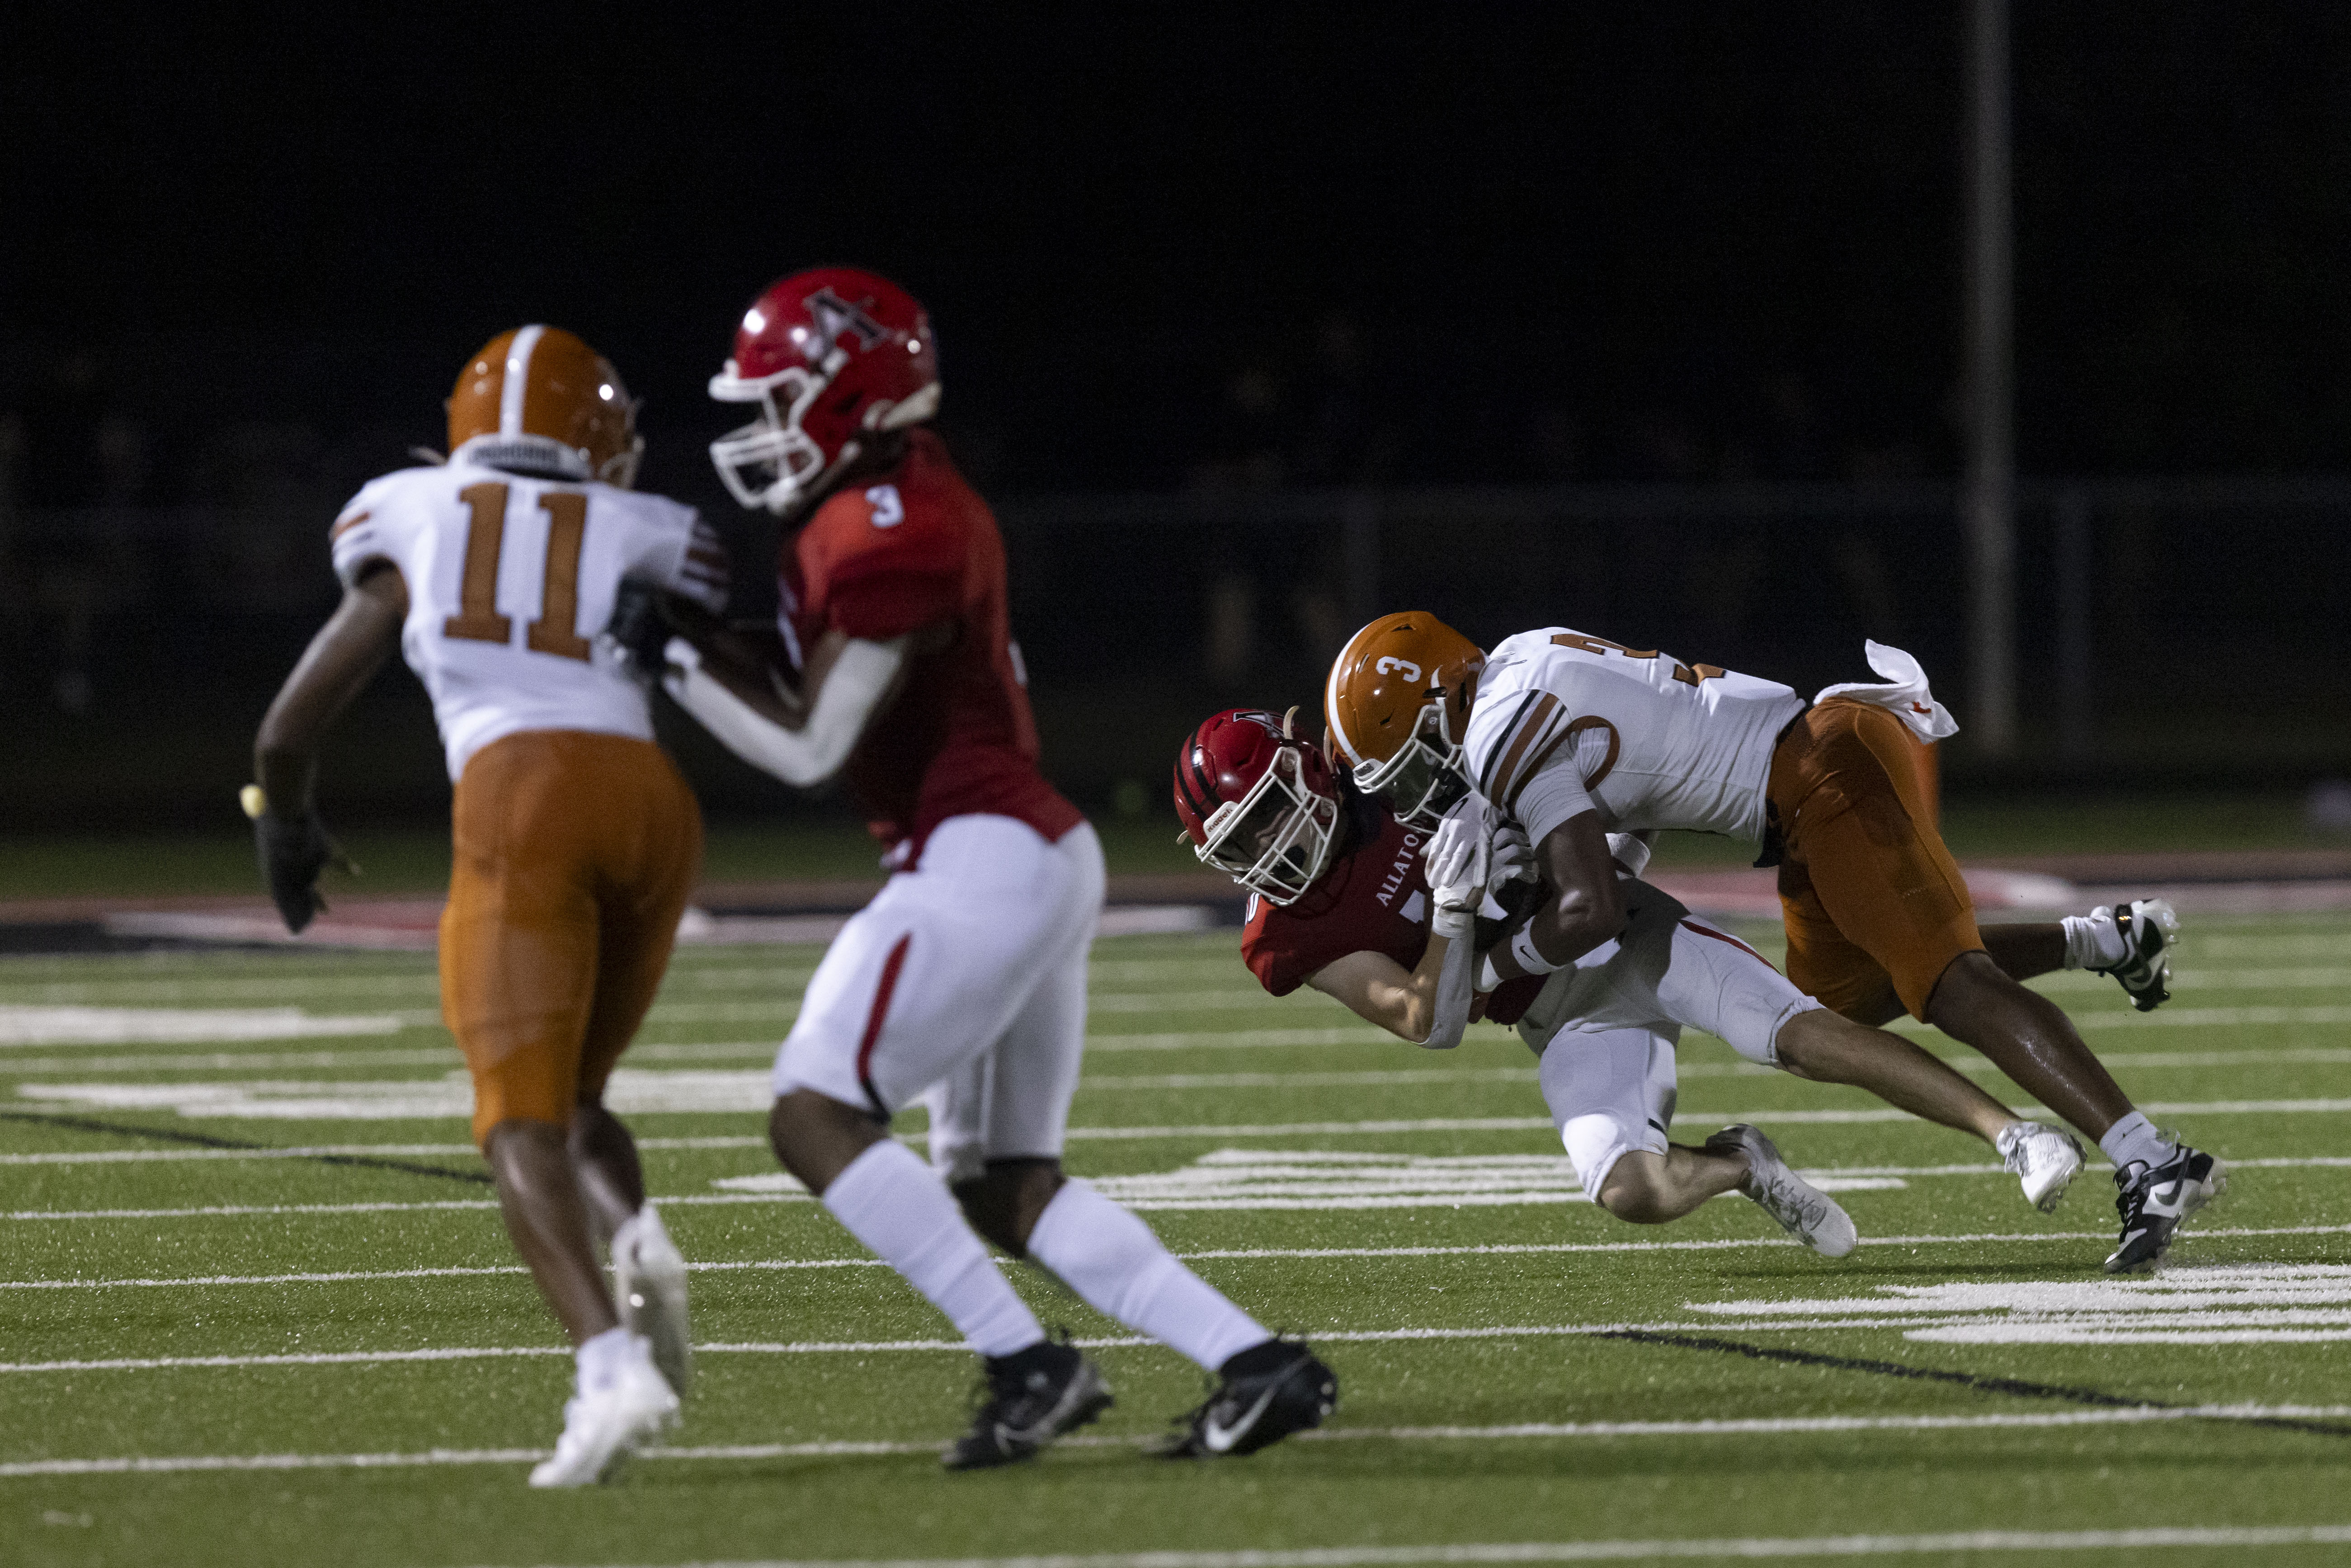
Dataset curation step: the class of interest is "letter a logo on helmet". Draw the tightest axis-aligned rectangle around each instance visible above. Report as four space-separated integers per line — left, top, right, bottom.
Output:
707 267 942 517
1325 612 1485 830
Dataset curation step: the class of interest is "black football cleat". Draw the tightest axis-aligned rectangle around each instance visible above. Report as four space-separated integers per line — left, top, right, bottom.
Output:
2104 1143 2226 1274
1158 1337 1337 1459
941 1337 1113 1471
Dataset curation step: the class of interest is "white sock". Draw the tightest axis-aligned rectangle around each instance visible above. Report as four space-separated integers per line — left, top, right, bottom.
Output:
2097 1111 2176 1171
1025 1177 1269 1371
2060 909 2128 971
576 1324 635 1394
822 1140 1043 1359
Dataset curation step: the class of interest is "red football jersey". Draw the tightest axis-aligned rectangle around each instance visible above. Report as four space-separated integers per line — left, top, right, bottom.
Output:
1241 797 1543 1025
782 429 1083 855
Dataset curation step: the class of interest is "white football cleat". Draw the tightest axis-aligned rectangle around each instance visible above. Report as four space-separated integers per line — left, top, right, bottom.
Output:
1998 1121 2087 1214
529 1333 678 1488
612 1205 692 1396
2088 898 2181 1012
1707 1123 1858 1258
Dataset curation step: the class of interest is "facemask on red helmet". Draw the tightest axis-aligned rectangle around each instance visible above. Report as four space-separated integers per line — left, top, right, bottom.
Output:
1173 708 1342 905
708 266 942 516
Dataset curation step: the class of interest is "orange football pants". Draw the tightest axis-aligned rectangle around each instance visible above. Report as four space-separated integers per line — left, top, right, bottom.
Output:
440 730 702 1146
1768 699 1983 1022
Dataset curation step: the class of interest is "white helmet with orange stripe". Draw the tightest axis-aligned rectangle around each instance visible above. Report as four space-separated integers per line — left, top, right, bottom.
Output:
1324 611 1486 830
446 325 643 488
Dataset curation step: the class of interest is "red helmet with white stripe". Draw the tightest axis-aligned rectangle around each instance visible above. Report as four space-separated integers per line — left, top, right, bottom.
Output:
708 266 941 516
1173 708 1342 905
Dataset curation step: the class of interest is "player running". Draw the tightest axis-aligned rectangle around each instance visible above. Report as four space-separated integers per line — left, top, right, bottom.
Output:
649 268 1335 1467
250 327 718 1484
1173 708 2084 1252
1323 615 2219 1273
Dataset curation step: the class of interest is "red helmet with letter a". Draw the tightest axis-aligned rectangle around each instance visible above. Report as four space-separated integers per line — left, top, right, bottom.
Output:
1324 611 1486 830
1173 709 1343 905
708 266 942 516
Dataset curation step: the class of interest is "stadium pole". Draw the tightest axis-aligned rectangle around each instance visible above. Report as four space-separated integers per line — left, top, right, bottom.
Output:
1962 0 2018 756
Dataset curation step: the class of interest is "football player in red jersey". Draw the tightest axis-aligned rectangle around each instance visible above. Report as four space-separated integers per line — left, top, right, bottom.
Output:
654 268 1333 1467
1176 708 2088 1251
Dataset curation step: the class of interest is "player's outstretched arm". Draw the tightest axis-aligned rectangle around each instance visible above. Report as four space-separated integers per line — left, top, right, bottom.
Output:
250 563 405 930
1305 939 1470 1047
663 621 946 788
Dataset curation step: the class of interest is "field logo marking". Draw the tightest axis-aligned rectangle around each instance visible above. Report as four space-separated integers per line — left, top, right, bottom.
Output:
712 1148 1903 1211
1692 1262 2351 1344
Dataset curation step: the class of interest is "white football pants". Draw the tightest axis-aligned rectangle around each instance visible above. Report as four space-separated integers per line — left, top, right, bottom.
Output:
774 815 1104 1181
1520 878 1822 1193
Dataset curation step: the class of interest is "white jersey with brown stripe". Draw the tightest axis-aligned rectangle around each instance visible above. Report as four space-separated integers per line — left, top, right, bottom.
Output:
1462 628 1804 845
328 462 729 781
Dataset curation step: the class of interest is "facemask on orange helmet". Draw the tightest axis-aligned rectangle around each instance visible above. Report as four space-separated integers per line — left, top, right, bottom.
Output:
1324 612 1486 830
1173 708 1343 905
447 325 642 488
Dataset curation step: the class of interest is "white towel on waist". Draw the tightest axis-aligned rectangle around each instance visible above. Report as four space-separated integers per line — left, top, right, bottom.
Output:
1811 640 1960 743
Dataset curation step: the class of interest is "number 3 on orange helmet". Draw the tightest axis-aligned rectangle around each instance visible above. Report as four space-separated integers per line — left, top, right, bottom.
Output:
1324 612 1486 831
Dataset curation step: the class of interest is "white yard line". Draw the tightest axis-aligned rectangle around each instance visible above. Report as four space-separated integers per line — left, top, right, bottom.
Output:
5 1221 2348 1289
0 1258 887 1290
0 1319 2274 1374
1904 1004 2351 1031
447 1526 2351 1564
9 1408 2351 1481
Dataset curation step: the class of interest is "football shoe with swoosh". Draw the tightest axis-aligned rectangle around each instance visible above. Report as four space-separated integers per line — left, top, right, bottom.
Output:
2105 1143 2227 1274
2090 898 2181 1012
941 1336 1113 1471
1159 1337 1338 1459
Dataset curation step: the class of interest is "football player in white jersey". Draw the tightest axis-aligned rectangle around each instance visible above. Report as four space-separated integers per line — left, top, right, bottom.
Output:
249 326 728 1484
1175 707 2081 1256
1326 614 2216 1274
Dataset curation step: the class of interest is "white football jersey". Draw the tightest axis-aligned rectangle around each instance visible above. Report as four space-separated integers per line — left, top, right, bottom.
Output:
1463 628 1805 847
329 461 727 780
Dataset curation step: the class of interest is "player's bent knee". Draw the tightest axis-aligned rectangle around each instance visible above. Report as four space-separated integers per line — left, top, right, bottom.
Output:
952 1158 1066 1257
1924 949 2020 1020
768 1088 887 1198
480 1117 571 1189
1596 1151 1673 1224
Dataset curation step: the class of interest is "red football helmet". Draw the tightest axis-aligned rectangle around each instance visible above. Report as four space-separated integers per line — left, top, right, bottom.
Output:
708 266 942 516
1173 708 1343 904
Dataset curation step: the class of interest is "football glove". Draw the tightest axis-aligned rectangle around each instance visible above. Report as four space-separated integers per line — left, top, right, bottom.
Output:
1488 819 1536 896
1423 797 1492 941
250 805 351 934
600 579 677 689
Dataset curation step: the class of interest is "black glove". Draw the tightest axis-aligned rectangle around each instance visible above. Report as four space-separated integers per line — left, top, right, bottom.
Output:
253 809 348 933
604 580 674 688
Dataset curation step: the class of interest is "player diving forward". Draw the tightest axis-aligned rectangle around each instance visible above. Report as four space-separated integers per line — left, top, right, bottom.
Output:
644 267 1335 1467
1174 709 2083 1251
250 327 720 1484
1324 616 2219 1273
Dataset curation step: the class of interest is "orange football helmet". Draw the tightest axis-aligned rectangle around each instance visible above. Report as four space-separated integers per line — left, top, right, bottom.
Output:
447 325 642 487
1324 611 1486 829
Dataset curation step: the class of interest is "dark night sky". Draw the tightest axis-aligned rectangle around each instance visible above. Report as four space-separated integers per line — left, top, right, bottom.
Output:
8 5 2351 506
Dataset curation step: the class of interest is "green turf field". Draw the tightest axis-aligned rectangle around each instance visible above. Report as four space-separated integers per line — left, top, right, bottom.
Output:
3 913 2348 1567
1 788 2340 898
